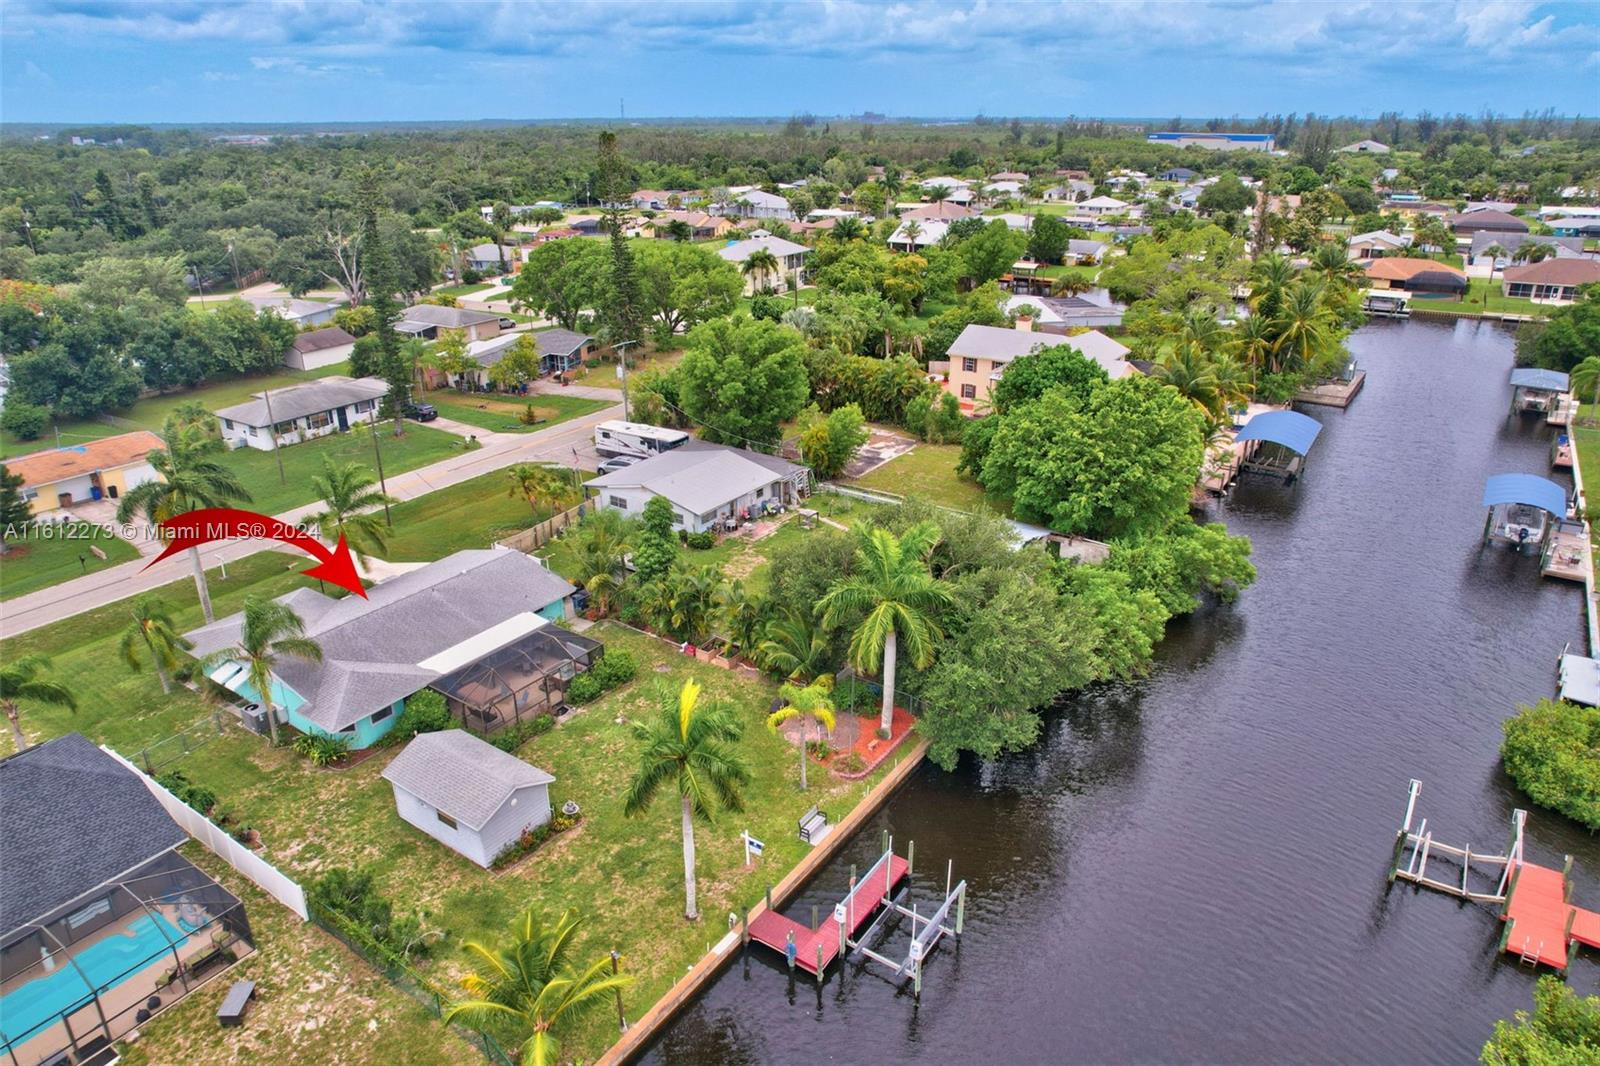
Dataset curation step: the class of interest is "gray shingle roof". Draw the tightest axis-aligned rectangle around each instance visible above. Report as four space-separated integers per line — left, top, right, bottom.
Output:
292 327 357 353
948 324 1052 363
0 733 187 937
466 329 593 369
587 440 806 516
382 730 554 831
213 375 389 427
185 551 576 732
1468 231 1586 258
399 304 502 329
716 235 809 263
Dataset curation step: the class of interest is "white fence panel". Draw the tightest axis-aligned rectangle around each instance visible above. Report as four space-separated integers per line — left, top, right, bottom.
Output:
101 745 309 920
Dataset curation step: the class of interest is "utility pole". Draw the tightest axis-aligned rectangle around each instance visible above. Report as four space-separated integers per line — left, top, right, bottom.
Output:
227 241 242 291
368 422 393 527
261 388 287 484
613 339 638 420
193 265 208 307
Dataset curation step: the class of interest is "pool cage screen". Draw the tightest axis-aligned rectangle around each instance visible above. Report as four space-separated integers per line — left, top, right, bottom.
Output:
434 627 604 736
0 850 253 1066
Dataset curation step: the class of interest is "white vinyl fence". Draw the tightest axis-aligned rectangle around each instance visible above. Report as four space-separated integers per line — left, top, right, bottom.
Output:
102 745 309 920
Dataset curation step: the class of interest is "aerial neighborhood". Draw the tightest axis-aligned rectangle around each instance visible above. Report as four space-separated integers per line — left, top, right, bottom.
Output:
2 10 1600 1064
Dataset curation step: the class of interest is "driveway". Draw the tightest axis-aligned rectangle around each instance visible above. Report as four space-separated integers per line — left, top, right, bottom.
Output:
842 428 918 479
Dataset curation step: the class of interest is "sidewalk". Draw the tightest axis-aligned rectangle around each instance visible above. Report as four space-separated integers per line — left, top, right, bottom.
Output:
0 403 620 637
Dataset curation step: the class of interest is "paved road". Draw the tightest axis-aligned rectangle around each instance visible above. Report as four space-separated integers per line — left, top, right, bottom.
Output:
0 404 621 637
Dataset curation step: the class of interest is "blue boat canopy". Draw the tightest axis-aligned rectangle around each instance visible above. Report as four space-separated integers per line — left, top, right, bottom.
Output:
1482 473 1568 517
1509 367 1569 392
1234 410 1323 456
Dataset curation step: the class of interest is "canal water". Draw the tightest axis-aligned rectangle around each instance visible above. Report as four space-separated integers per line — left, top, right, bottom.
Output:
643 317 1596 1065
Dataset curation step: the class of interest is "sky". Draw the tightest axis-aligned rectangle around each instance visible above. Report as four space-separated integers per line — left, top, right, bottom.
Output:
2 1 1597 125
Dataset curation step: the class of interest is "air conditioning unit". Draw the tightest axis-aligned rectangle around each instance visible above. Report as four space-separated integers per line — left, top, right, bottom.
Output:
240 704 270 735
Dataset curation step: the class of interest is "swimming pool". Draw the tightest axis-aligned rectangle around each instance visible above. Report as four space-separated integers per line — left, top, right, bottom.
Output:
0 912 190 1047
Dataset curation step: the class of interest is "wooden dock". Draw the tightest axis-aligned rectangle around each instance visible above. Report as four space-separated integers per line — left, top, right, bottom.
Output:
1540 520 1589 583
1294 370 1366 409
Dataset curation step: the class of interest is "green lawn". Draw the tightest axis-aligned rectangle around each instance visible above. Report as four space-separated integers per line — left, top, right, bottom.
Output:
1 418 126 460
1418 277 1549 318
1574 410 1600 547
422 392 611 434
378 467 592 561
0 522 140 600
732 286 820 318
221 423 470 517
848 443 1012 514
435 282 495 298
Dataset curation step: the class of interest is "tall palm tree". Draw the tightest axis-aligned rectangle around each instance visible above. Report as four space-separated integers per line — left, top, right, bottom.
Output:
1571 355 1600 426
1208 351 1255 412
118 432 253 623
623 679 751 920
756 606 831 682
506 463 579 521
926 183 953 204
1270 281 1336 376
767 676 837 790
0 655 75 752
817 522 952 736
196 596 322 747
443 908 632 1066
1153 342 1222 416
1309 242 1364 290
1229 313 1276 371
741 248 780 293
119 595 192 695
899 219 923 250
831 217 866 242
309 458 397 566
1479 242 1510 289
1513 242 1556 265
1179 307 1228 355
1248 252 1296 320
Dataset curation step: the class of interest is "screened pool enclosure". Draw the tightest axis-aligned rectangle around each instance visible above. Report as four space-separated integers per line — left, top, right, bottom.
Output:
433 626 604 736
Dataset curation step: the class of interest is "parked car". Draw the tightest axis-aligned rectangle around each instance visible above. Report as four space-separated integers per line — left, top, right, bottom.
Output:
498 316 517 330
597 456 641 474
405 401 438 422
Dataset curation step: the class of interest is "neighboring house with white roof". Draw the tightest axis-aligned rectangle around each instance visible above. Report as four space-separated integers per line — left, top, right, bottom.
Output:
888 218 949 251
381 730 556 868
723 189 794 221
991 213 1034 232
1346 230 1413 260
1002 294 1125 332
1042 179 1093 202
1065 239 1108 265
450 329 596 388
586 440 810 532
464 243 514 273
716 235 810 293
1467 231 1588 267
184 550 593 748
1338 140 1391 154
944 323 1134 410
1077 195 1133 217
242 294 342 328
983 180 1024 198
213 376 389 451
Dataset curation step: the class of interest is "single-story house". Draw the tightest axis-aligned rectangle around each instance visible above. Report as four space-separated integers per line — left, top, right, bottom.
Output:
586 440 810 533
1502 259 1600 304
452 329 595 387
1467 232 1587 267
214 376 388 451
7 430 164 516
991 213 1034 232
724 189 795 221
1363 258 1469 299
899 200 978 222
242 295 342 328
1549 216 1600 238
631 189 689 211
396 304 503 343
1346 230 1413 260
1158 167 1198 181
1003 293 1125 331
990 171 1030 182
1445 209 1529 236
717 235 809 293
1338 140 1391 154
1077 195 1131 217
1042 179 1093 202
1464 200 1520 214
1065 239 1107 265
283 326 357 371
649 210 733 240
1382 199 1452 216
185 550 595 747
983 180 1024 198
464 243 514 273
888 218 948 252
0 734 253 1066
381 730 555 868
1538 205 1600 220
944 323 1134 410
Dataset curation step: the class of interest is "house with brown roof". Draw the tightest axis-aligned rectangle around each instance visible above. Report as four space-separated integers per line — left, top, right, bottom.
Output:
283 326 357 371
899 201 978 222
648 211 733 241
1502 259 1600 304
6 431 165 517
1363 258 1469 300
1445 209 1529 236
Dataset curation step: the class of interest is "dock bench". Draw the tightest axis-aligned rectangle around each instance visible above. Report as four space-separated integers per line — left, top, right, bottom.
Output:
798 805 829 844
217 980 256 1027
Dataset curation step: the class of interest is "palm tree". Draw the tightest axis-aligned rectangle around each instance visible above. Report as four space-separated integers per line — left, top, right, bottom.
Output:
196 596 322 747
1153 343 1222 416
926 183 953 204
1050 273 1094 297
831 217 866 242
506 463 579 521
568 510 633 617
1270 281 1336 376
665 219 692 242
767 676 837 790
899 219 923 250
715 580 764 657
1513 241 1556 265
119 595 192 695
1571 355 1600 426
1229 313 1276 371
443 908 632 1066
817 522 952 736
756 606 831 682
623 679 751 920
741 248 780 293
117 430 253 623
0 655 75 752
309 458 397 566
1480 242 1510 289
1309 243 1364 291
1208 352 1255 412
1248 253 1296 320
1179 307 1228 355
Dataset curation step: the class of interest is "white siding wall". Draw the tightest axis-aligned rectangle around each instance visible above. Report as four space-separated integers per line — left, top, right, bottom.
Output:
220 402 379 452
284 342 356 371
390 781 551 868
594 481 789 533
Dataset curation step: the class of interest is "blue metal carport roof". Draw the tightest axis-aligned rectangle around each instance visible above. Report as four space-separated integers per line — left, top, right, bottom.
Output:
1482 473 1568 517
1234 410 1323 456
1509 368 1569 392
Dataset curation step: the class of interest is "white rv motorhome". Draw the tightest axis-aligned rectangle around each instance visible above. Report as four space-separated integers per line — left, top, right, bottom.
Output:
594 420 690 460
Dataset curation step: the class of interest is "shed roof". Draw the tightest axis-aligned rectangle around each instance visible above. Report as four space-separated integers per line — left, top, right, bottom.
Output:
0 734 187 937
1234 410 1323 456
4 430 164 490
292 326 357 353
1483 473 1567 517
382 730 554 832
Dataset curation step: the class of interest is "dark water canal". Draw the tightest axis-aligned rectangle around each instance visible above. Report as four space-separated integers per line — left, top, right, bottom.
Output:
644 316 1597 1065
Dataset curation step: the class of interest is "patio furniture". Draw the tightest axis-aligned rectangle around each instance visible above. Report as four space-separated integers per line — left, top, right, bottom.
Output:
217 980 256 1027
798 805 829 844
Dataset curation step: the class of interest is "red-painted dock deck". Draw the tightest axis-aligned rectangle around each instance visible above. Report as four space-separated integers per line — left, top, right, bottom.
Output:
748 854 910 975
1502 861 1600 970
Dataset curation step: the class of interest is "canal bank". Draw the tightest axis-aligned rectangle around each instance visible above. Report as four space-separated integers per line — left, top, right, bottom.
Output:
642 316 1596 1065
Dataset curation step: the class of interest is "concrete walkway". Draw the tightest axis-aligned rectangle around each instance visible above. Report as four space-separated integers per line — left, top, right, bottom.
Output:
0 403 621 637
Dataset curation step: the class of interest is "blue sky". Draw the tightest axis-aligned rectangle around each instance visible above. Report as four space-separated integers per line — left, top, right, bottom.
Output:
3 1 1597 124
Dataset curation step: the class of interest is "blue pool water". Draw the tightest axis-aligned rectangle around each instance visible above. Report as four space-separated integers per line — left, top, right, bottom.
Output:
0 913 189 1046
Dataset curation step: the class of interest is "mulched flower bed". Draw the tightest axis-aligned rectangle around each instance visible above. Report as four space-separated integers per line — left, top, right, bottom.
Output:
829 707 916 779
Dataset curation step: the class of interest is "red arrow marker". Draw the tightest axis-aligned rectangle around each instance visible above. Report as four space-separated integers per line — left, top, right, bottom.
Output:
142 507 367 598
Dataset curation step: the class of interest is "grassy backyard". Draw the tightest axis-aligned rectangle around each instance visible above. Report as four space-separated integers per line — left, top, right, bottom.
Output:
377 467 593 561
434 282 495 298
847 443 1011 514
420 392 612 434
220 423 470 517
0 522 141 600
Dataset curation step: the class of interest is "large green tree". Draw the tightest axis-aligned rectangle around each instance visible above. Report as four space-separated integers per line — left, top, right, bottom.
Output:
634 241 742 342
676 316 809 447
1481 975 1600 1065
355 167 408 434
510 239 610 331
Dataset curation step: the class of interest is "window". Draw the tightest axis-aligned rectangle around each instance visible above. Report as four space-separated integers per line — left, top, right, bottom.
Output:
246 425 257 436
962 357 978 373
755 487 765 499
307 411 333 430
338 724 356 734
21 488 37 501
353 400 374 414
222 419 234 430
370 706 394 723
960 384 976 399
274 421 295 434
608 495 628 509
436 810 458 829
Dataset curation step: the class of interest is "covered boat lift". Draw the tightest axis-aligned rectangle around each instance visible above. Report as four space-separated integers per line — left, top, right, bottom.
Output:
1481 473 1569 553
1509 368 1574 424
1234 410 1323 485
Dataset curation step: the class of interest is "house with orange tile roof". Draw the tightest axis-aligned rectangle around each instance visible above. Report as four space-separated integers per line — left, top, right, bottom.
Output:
4 430 165 517
1363 257 1469 299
